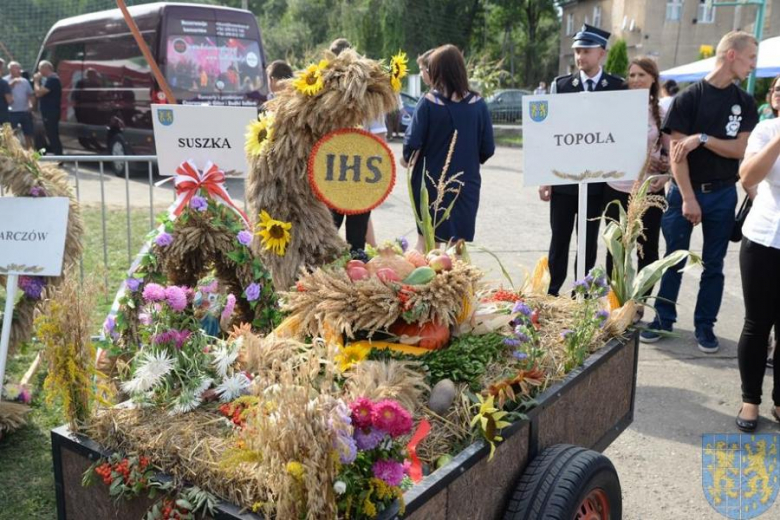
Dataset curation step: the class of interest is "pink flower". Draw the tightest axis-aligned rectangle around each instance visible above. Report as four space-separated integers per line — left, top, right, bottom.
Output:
164 286 188 312
142 283 166 303
221 294 236 321
350 397 374 430
371 399 413 437
372 459 405 487
139 313 152 326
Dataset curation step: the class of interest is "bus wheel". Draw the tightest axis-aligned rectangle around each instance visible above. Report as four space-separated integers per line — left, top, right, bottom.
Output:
503 444 621 520
108 134 130 177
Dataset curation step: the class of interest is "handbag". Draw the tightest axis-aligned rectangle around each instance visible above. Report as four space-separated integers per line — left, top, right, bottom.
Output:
730 195 753 242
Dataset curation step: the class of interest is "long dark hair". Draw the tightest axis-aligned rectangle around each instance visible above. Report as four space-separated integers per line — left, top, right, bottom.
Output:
428 45 471 100
629 58 662 151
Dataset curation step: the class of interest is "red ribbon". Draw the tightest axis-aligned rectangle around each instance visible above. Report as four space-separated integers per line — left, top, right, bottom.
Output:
406 419 431 483
172 160 249 227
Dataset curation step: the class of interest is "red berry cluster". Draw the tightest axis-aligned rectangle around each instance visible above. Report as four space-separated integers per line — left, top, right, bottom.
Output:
483 288 522 303
93 462 113 485
218 401 251 427
92 455 152 490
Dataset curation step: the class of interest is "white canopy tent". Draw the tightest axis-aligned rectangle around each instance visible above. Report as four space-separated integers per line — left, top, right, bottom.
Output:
660 35 780 82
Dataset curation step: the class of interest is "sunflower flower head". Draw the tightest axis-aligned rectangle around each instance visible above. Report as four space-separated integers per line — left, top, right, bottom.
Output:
293 59 329 96
245 112 275 157
389 51 408 93
255 210 292 256
335 344 370 372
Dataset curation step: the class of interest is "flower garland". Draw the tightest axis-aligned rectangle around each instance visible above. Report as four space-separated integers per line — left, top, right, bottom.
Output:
0 125 84 355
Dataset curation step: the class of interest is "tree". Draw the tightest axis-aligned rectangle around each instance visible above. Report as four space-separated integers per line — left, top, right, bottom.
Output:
605 39 629 79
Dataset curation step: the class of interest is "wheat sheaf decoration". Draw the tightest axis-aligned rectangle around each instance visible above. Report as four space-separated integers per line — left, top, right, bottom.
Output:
0 125 84 355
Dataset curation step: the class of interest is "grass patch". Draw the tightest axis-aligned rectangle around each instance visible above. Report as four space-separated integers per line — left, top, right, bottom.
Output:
0 206 156 519
495 134 523 147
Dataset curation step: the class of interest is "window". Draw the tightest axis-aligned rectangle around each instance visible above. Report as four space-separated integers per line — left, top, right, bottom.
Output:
666 0 683 21
698 0 716 23
566 13 574 35
593 5 602 28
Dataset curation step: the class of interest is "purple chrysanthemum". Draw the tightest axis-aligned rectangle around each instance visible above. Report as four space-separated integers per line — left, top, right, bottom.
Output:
142 283 166 303
125 278 141 292
190 196 208 212
29 186 45 197
155 232 173 247
372 459 405 487
103 316 116 334
237 230 253 246
18 276 45 299
503 337 521 348
164 285 188 312
512 350 528 361
512 301 532 317
336 433 357 464
153 329 191 349
354 427 386 451
397 237 409 252
245 282 261 302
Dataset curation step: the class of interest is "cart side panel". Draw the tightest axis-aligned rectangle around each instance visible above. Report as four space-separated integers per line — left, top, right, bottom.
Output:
535 334 636 452
402 486 448 520
445 422 530 520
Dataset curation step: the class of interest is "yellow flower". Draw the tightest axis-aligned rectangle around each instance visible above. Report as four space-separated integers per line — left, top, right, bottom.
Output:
255 210 292 256
293 59 329 96
389 52 408 92
335 344 370 372
469 394 511 460
245 112 274 157
286 461 305 480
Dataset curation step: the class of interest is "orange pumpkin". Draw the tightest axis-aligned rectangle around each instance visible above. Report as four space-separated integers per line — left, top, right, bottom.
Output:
389 319 451 350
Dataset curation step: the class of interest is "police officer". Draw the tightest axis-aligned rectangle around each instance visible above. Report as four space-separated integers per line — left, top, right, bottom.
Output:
539 24 627 296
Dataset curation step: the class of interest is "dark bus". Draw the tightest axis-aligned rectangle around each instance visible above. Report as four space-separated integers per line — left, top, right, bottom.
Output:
35 2 268 174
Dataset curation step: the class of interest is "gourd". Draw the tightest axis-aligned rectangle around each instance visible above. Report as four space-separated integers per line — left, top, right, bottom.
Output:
403 266 436 285
366 246 416 279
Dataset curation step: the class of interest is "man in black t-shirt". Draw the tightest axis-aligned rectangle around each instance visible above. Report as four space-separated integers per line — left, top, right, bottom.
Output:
34 60 63 156
0 59 11 125
641 31 759 353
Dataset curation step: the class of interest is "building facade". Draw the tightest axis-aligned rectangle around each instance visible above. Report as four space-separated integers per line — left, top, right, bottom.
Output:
558 0 780 76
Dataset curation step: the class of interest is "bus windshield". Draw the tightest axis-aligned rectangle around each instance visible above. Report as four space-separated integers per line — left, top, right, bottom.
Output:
165 34 264 95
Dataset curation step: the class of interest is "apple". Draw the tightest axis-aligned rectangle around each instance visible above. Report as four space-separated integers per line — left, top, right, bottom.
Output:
376 267 400 283
347 266 370 281
428 253 453 272
347 259 366 270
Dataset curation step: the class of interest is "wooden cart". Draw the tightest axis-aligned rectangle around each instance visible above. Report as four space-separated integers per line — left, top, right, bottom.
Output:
52 333 638 520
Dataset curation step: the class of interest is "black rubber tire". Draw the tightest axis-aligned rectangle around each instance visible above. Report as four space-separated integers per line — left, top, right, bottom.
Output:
107 133 131 177
503 444 622 520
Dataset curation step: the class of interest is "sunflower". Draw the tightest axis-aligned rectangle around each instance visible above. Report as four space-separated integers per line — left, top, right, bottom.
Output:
334 344 370 372
255 210 292 256
389 51 408 93
292 59 329 96
245 112 274 157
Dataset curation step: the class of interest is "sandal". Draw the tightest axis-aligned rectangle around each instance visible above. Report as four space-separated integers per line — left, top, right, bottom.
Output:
736 406 758 432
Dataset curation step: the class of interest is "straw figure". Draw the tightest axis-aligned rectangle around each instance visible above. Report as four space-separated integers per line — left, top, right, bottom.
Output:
0 125 84 354
245 49 399 290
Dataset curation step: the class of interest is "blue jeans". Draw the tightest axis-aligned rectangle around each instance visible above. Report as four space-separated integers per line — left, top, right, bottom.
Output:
654 183 736 329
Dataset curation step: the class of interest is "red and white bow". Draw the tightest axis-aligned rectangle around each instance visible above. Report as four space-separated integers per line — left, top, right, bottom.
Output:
172 160 249 227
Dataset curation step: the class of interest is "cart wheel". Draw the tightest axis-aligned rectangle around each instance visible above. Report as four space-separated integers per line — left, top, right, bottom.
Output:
503 444 621 520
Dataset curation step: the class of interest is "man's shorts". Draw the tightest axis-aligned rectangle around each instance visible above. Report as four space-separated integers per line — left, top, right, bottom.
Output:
9 111 33 136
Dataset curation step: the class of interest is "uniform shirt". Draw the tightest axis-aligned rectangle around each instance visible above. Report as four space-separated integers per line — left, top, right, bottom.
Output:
39 74 61 115
743 118 780 249
579 69 603 91
663 79 758 185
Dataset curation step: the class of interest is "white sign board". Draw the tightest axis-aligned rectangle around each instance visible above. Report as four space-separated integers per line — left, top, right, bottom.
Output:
0 197 70 276
522 89 648 186
152 104 257 177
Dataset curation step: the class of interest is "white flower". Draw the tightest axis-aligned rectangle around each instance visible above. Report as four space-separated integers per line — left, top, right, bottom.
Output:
211 342 239 378
215 373 251 402
121 350 175 394
168 376 211 415
334 480 347 495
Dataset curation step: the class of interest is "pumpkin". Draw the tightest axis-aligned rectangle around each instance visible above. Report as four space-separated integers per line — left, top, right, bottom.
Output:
389 319 451 350
367 246 416 278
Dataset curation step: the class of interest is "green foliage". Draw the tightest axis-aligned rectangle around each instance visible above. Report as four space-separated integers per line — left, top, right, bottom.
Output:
605 39 629 79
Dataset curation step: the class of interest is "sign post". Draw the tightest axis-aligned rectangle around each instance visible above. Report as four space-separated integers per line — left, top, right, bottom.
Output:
0 198 70 402
522 89 648 282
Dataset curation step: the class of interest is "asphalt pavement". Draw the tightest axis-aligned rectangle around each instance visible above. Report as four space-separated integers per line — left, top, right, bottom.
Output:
63 140 777 519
